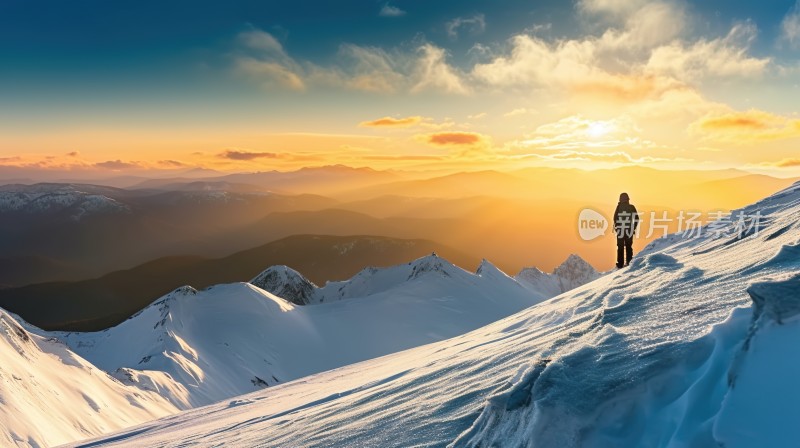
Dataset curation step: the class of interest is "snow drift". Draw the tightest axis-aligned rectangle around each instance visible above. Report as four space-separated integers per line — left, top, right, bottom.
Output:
66 181 800 448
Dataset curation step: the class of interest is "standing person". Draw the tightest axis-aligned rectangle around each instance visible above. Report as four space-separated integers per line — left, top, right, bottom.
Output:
614 192 639 268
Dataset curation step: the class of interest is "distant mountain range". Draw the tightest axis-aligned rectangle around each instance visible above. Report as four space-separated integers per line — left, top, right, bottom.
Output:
0 183 336 285
0 235 478 331
0 165 796 289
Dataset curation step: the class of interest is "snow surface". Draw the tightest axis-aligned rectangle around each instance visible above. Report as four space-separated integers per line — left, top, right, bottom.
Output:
52 254 575 409
65 181 800 447
0 310 178 448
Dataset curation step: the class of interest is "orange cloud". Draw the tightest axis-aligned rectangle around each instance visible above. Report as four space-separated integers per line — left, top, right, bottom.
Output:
691 109 800 142
698 115 770 130
220 150 280 160
424 132 485 146
774 158 800 168
94 160 142 170
359 116 423 127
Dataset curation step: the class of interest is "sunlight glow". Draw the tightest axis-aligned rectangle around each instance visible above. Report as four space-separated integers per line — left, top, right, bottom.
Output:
586 121 613 138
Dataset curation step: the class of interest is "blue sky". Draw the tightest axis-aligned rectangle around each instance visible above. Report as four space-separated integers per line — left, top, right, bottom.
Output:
1 0 800 175
2 0 794 90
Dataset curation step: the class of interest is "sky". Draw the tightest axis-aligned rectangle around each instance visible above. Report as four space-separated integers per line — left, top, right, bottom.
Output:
1 0 800 178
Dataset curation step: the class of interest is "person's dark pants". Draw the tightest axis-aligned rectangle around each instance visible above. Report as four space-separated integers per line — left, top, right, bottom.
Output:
617 235 633 267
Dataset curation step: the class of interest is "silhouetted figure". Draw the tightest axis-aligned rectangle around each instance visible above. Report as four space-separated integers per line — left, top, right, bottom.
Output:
614 192 639 268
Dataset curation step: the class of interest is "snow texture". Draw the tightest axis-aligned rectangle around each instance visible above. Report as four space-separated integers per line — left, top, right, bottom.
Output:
0 310 177 448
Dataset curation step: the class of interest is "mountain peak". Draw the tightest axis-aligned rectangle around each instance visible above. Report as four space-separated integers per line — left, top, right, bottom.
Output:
476 259 507 278
407 253 460 280
552 254 600 291
250 265 318 305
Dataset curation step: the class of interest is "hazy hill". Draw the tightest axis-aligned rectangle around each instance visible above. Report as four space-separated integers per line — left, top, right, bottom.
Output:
0 184 337 284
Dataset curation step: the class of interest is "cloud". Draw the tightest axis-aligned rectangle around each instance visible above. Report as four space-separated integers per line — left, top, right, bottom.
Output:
417 131 493 158
411 44 469 94
534 150 671 164
446 14 486 39
425 132 484 145
333 44 405 93
233 28 467 95
233 29 307 91
690 109 800 142
504 108 531 117
360 116 424 127
468 112 487 120
158 159 189 168
364 155 443 161
645 22 769 81
782 3 800 47
773 158 800 167
236 56 306 91
379 3 406 17
507 115 654 152
220 150 280 160
577 0 647 17
66 151 80 157
471 5 767 103
238 29 286 54
94 160 141 170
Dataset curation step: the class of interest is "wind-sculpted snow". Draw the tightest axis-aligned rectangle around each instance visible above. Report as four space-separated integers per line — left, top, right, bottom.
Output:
67 182 800 448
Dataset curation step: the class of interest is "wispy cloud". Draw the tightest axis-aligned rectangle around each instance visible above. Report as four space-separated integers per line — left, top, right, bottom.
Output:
772 157 800 167
446 14 486 39
411 44 469 94
220 150 280 160
232 28 467 95
379 3 406 17
94 160 141 170
360 116 423 127
504 108 531 117
782 4 800 49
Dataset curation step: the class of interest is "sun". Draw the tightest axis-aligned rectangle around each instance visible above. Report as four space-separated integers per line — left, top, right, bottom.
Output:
586 120 613 138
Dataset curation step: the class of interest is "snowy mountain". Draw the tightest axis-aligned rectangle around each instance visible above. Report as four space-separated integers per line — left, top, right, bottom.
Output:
52 253 579 409
250 253 596 306
68 181 800 448
250 265 317 305
0 183 129 221
0 309 178 448
515 253 602 297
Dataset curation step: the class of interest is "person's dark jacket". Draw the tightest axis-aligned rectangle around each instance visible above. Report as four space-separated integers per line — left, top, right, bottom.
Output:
613 202 639 237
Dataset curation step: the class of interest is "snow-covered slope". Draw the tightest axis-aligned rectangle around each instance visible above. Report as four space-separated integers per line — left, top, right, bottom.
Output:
68 181 800 448
54 254 572 408
515 253 602 297
0 310 178 448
